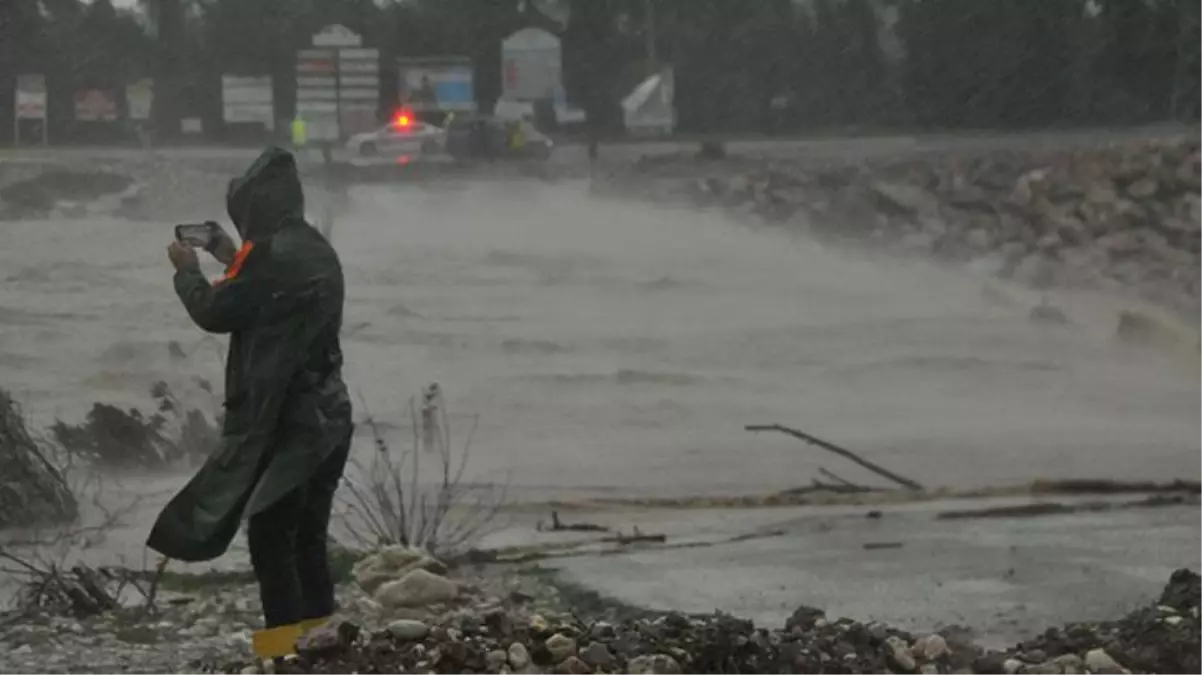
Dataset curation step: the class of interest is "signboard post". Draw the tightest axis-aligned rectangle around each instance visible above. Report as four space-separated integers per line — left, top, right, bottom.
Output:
15 74 48 146
295 25 378 147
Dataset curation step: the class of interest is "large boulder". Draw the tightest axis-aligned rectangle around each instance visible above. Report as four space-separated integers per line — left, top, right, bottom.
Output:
352 545 447 595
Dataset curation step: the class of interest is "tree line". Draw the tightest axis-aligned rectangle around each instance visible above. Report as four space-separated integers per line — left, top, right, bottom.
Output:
0 0 1197 144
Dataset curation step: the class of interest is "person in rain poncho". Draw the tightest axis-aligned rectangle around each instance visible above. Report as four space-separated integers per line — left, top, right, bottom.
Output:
154 146 353 657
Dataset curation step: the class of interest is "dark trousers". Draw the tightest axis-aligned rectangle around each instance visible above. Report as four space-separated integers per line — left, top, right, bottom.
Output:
247 439 351 628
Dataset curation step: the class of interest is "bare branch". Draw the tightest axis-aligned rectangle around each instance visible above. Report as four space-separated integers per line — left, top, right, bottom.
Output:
745 423 923 491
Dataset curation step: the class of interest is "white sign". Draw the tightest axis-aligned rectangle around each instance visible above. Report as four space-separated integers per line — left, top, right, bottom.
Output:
312 24 362 48
126 79 153 121
222 75 274 128
16 74 47 120
501 28 564 102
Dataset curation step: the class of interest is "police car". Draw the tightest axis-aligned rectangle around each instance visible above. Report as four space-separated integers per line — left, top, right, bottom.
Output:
344 111 445 161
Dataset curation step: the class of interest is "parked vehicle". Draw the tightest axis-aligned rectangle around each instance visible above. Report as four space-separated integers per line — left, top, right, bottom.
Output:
443 114 553 161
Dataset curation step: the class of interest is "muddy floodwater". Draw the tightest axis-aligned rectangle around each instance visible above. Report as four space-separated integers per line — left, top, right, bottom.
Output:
0 179 1198 517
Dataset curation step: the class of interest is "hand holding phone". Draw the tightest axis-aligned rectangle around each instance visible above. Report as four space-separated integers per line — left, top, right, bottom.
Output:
175 222 218 249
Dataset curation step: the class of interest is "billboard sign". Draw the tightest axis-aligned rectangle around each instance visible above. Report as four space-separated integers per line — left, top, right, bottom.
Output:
16 74 47 120
398 57 475 112
74 89 119 121
222 75 274 128
126 78 154 121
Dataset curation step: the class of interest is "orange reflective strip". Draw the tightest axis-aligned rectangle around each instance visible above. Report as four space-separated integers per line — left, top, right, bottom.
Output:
221 241 256 282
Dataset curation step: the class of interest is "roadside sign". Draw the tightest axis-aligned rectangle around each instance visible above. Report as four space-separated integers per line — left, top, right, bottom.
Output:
74 89 119 121
222 75 274 128
16 74 47 120
14 74 48 146
126 79 154 121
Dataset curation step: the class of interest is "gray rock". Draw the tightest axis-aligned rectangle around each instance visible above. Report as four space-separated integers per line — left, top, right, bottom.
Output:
1050 654 1085 674
485 649 509 672
580 641 615 668
386 619 429 641
1004 658 1025 674
508 642 531 670
1083 648 1125 674
628 653 683 674
1126 177 1158 199
373 569 458 609
557 655 591 674
912 633 949 662
1023 662 1063 675
886 636 918 672
870 180 941 216
545 633 577 662
920 665 940 675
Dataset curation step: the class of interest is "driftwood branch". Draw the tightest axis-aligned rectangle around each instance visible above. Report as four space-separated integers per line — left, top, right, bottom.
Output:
745 424 924 492
819 467 862 489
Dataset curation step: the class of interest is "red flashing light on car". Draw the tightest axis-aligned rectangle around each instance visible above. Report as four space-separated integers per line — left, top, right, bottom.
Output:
393 111 413 129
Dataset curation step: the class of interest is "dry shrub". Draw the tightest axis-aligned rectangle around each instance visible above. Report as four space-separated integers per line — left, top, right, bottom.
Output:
338 384 507 558
50 381 219 470
0 390 77 528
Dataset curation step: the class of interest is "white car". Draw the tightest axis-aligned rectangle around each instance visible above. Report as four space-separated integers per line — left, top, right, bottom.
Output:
344 114 445 160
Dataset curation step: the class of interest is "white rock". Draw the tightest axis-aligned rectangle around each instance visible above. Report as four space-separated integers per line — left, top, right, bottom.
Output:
353 546 445 594
508 642 531 670
373 569 458 609
386 619 430 640
1003 658 1024 674
545 633 577 662
912 634 949 662
886 636 918 672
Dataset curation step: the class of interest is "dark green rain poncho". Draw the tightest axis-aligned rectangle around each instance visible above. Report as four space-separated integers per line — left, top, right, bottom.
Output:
147 147 352 562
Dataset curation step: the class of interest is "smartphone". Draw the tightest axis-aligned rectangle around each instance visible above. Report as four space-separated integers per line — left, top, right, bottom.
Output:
175 222 217 248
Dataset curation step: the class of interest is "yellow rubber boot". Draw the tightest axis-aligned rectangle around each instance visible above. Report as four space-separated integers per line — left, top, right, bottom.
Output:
252 623 305 660
298 616 330 633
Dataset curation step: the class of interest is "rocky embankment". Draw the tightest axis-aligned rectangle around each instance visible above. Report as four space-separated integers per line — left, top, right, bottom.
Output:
602 137 1201 319
1 546 1197 674
269 558 1199 675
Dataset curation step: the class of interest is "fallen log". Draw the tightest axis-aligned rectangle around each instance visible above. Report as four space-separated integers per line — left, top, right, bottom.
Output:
745 424 924 492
